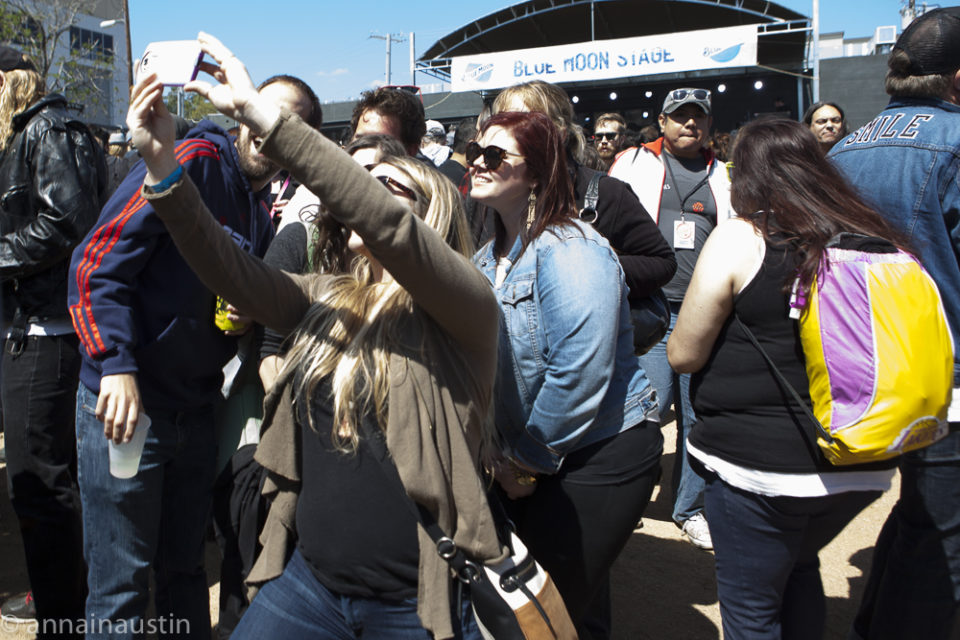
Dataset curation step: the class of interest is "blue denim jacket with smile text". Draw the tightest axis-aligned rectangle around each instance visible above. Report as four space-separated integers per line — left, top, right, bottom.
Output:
474 219 658 473
829 97 960 384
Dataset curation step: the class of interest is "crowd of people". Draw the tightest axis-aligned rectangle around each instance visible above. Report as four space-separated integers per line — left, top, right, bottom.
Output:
0 7 959 640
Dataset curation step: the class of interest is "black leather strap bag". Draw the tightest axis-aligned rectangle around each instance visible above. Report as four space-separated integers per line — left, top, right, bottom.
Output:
578 172 670 355
360 417 576 640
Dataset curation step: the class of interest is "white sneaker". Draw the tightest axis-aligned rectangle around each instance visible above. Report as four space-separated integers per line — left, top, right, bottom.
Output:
681 512 713 550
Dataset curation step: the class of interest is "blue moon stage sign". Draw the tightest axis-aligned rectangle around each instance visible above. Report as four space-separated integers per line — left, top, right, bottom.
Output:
450 25 759 92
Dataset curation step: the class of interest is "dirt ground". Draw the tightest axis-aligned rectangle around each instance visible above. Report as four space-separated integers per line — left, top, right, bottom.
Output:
0 422 898 639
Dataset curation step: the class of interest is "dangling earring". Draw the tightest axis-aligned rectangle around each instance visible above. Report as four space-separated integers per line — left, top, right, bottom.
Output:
526 190 537 228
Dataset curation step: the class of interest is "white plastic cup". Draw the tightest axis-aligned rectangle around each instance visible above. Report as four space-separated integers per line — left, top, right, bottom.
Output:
108 413 151 479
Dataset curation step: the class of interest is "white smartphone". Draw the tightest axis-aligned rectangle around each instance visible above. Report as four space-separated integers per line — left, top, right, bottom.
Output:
136 40 204 86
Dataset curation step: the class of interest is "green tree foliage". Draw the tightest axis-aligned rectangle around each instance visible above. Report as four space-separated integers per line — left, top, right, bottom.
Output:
164 89 218 122
0 0 117 118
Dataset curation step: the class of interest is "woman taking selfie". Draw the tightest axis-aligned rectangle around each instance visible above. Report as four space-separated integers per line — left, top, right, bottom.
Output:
667 118 901 639
470 110 663 628
127 34 504 640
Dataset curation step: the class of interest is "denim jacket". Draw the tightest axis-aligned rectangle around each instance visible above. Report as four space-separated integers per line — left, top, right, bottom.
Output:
474 219 657 473
829 98 960 383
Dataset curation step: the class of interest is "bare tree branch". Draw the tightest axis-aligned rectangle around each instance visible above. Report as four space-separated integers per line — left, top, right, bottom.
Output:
0 0 115 118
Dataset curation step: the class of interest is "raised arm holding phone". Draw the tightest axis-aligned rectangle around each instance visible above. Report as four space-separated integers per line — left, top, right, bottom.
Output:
125 33 506 640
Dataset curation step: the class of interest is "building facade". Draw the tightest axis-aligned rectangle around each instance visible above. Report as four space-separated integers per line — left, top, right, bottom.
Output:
4 0 130 127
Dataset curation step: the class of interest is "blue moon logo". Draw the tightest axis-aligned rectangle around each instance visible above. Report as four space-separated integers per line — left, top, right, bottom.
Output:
710 44 742 63
463 63 494 83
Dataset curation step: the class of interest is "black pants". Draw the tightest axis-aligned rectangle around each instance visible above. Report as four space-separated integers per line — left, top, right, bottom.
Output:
503 423 663 632
212 444 268 639
3 334 85 639
852 427 960 640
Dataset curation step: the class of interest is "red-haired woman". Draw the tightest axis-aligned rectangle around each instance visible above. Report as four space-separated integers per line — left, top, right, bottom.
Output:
471 111 666 628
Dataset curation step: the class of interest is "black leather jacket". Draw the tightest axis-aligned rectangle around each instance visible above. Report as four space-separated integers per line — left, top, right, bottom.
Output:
0 93 105 320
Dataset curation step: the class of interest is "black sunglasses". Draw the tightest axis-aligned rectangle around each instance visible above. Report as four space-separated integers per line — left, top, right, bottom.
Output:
376 174 418 202
465 141 523 171
670 88 711 102
594 131 620 142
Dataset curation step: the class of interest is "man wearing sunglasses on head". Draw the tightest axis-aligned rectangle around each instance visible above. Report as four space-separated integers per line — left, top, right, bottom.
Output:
593 112 627 170
609 86 734 552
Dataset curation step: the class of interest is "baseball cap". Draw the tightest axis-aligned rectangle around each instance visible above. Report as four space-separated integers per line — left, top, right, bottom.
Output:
0 45 36 73
424 119 445 137
894 7 960 76
662 88 711 116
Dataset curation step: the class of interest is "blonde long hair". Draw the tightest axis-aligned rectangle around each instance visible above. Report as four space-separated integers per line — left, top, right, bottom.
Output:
0 69 44 151
283 156 475 452
493 80 588 164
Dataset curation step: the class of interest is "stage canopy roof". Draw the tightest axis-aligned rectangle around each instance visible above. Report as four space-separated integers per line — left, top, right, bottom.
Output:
421 0 809 82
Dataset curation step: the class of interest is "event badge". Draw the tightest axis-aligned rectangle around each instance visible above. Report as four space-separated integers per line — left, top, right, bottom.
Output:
674 219 696 249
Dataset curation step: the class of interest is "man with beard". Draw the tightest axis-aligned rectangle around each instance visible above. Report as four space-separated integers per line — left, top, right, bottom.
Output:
67 74 319 637
593 112 627 170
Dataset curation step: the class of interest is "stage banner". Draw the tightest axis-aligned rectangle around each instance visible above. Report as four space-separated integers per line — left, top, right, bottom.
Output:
450 24 759 92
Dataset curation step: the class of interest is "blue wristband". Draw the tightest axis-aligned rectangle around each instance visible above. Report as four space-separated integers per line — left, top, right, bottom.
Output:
147 164 183 193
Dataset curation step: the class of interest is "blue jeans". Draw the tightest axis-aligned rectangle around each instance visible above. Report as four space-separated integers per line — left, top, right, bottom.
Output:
851 426 960 639
76 382 217 639
233 549 482 639
638 301 704 524
704 472 880 640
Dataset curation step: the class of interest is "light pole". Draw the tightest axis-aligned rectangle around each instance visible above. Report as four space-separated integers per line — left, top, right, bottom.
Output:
369 33 406 86
100 0 133 92
811 0 820 103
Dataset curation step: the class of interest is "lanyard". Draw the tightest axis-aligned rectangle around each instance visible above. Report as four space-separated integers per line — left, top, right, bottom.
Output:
663 153 710 218
269 175 292 221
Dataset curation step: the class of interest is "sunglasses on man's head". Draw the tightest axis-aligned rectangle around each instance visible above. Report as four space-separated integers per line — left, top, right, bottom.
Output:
670 88 711 102
375 174 418 202
594 131 620 142
465 141 523 171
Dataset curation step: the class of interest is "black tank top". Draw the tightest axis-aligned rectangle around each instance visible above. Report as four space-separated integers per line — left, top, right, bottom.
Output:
295 380 420 599
689 241 848 473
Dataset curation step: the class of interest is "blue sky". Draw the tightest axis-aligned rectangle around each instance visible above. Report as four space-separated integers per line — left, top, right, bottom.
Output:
125 0 907 103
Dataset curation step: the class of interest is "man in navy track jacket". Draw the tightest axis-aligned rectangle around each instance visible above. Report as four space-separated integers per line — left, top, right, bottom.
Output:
67 74 319 638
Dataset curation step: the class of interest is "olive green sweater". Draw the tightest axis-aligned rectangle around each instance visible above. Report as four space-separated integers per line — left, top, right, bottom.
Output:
143 110 504 639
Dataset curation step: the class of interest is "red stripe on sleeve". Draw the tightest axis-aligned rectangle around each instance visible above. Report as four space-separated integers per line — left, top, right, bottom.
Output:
73 140 221 358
